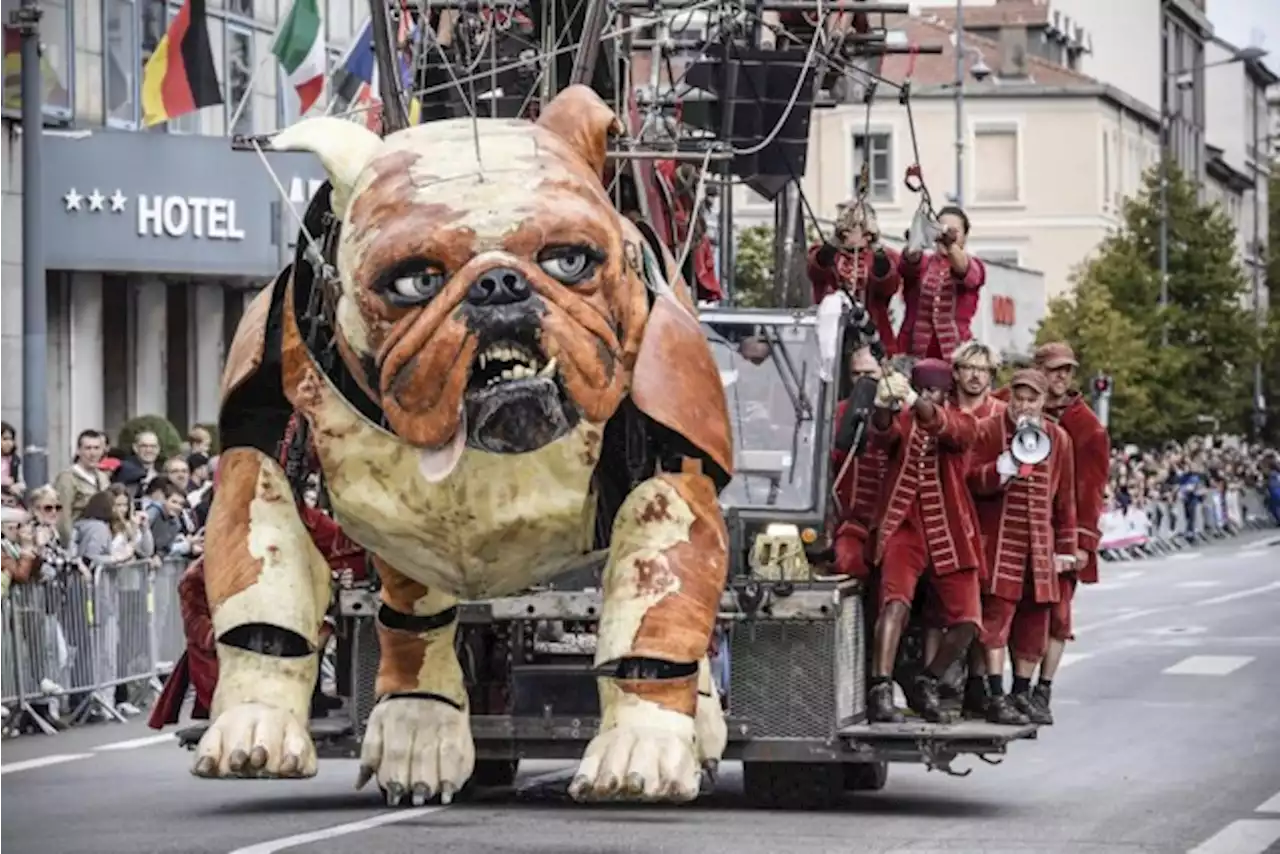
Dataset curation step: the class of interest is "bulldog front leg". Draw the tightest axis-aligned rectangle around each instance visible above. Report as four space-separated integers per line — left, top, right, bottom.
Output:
193 449 333 779
571 471 728 803
356 560 473 806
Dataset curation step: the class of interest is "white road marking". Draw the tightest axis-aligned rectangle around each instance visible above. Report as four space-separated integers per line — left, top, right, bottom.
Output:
1075 607 1165 634
1188 819 1280 854
1116 570 1144 581
1057 652 1094 669
1177 581 1222 589
0 753 94 775
1169 552 1203 561
93 733 176 751
1255 791 1280 813
227 807 449 854
1162 655 1255 676
1197 581 1280 607
1235 549 1268 559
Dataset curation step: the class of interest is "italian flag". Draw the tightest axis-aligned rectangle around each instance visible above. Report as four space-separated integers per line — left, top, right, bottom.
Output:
273 0 325 114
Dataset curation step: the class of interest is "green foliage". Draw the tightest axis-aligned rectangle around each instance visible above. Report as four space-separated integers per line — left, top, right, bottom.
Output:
1039 161 1259 443
117 415 184 460
733 224 777 308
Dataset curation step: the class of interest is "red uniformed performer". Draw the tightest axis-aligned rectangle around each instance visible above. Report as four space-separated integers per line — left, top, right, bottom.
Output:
921 342 1008 695
865 358 983 723
808 201 902 354
830 346 889 582
897 206 986 361
1024 342 1110 721
967 369 1078 725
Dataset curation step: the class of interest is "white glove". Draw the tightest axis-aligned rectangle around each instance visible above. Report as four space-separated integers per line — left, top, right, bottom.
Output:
886 372 918 408
1053 554 1078 574
996 451 1018 483
874 376 896 409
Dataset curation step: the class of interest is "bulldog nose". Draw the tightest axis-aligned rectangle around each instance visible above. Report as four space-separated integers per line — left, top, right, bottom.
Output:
467 267 531 306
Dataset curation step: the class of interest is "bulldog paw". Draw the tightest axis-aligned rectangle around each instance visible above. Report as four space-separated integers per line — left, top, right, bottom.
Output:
192 702 317 779
694 659 728 768
569 715 700 803
357 697 475 807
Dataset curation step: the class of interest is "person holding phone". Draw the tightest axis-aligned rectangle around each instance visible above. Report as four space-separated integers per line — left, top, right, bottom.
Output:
807 200 902 356
897 206 986 361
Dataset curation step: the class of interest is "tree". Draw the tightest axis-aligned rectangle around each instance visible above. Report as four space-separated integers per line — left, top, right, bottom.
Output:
1037 272 1171 444
732 224 777 308
1052 162 1258 440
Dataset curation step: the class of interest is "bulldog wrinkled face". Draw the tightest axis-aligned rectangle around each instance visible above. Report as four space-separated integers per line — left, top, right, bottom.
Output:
301 90 640 457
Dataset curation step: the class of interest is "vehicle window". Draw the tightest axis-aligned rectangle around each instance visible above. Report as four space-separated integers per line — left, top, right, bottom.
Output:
702 319 827 511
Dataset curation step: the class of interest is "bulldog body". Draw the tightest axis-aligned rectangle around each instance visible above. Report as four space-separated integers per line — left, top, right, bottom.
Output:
194 87 733 805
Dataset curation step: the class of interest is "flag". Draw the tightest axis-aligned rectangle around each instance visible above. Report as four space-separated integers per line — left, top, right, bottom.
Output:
140 0 222 127
330 14 420 131
273 0 325 114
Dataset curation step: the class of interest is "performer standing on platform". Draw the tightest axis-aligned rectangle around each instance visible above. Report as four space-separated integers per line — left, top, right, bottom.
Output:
808 200 902 354
831 346 888 582
865 359 983 723
967 369 1077 725
897 207 985 361
1014 342 1111 723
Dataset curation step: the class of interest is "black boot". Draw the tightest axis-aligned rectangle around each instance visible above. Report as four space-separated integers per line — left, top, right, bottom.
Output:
1010 690 1051 725
961 677 989 719
985 693 1030 725
1031 683 1055 725
908 673 948 723
868 680 904 724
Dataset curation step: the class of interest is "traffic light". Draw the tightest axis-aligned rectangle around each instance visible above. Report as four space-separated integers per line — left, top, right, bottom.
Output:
1092 374 1113 397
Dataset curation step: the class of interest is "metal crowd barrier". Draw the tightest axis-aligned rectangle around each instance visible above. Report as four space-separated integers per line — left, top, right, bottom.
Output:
1 557 191 736
1098 488 1277 563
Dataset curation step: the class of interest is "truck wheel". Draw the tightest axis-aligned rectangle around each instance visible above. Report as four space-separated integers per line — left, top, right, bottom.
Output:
470 759 519 788
742 762 843 810
842 761 888 791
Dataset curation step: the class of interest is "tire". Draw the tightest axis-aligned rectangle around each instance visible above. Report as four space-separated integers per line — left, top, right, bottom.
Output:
470 759 519 788
842 761 888 791
742 762 844 810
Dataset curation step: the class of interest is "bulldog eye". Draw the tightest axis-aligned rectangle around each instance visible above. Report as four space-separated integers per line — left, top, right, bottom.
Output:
378 263 447 307
538 246 602 285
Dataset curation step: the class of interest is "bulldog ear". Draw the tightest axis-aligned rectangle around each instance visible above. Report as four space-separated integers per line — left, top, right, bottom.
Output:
270 117 385 219
536 84 624 178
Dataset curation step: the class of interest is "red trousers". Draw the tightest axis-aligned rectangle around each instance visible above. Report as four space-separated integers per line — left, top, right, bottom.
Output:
981 592 1051 662
880 525 981 629
1008 570 1076 651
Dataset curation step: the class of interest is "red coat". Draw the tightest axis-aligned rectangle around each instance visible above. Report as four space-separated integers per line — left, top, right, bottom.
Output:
870 403 983 575
808 243 902 354
1045 391 1110 583
830 400 889 579
149 559 218 729
964 395 1006 421
897 252 985 360
967 412 1078 603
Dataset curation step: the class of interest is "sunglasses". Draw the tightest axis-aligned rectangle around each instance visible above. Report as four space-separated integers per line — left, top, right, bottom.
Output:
38 504 62 512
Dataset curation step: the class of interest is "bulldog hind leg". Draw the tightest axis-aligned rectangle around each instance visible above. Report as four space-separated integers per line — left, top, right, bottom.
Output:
193 449 333 779
571 471 728 803
356 559 474 806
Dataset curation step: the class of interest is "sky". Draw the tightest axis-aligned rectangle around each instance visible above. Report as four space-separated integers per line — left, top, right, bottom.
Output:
1208 0 1280 67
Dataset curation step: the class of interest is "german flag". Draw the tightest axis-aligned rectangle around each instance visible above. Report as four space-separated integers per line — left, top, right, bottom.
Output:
140 0 222 127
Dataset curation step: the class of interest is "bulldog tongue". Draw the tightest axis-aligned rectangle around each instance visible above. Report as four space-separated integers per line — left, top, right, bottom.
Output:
417 408 467 484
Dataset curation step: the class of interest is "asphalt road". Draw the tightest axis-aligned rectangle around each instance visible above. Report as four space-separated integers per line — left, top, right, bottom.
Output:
3 530 1279 854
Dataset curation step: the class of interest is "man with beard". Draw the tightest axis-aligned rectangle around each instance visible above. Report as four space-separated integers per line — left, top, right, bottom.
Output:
897 207 985 361
865 359 982 723
808 201 902 355
967 369 1077 724
922 341 1007 699
831 346 887 582
1007 343 1110 722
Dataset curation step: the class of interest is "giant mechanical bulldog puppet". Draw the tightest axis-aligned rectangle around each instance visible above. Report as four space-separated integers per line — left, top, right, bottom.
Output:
196 86 733 804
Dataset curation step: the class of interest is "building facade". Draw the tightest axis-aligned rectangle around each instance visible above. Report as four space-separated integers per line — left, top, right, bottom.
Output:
2 0 361 471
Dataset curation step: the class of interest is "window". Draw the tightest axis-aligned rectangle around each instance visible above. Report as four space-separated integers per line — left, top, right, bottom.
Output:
226 0 253 18
226 24 254 136
973 127 1019 203
2 0 74 118
976 249 1020 267
851 132 892 202
105 0 138 125
1101 130 1111 209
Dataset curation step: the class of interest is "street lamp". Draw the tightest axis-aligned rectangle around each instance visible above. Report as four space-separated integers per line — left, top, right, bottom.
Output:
948 14 991 208
1157 44 1268 347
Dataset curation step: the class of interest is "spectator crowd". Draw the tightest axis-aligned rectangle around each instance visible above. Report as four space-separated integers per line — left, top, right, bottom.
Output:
1100 435 1280 551
1 421 218 729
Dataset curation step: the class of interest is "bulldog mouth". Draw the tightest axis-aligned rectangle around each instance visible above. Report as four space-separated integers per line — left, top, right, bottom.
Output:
463 335 578 454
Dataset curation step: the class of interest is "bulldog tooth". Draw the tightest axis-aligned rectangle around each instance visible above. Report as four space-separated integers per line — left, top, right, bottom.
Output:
538 357 558 378
501 368 515 381
479 354 488 370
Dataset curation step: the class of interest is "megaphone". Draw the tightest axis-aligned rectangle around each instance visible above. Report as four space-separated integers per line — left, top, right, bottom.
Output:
1011 416 1052 467
905 202 944 256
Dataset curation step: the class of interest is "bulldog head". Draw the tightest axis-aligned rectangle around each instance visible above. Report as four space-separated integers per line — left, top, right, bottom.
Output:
272 87 647 460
